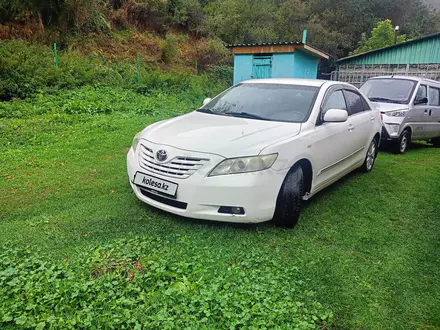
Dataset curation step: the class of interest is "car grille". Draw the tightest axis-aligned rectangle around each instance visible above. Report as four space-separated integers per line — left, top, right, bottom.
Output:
138 144 209 179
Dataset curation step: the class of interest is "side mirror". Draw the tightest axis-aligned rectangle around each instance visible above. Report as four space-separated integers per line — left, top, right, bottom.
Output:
202 98 212 106
414 96 428 105
323 109 348 123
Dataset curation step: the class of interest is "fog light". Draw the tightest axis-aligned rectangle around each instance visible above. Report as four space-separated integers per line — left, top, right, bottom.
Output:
218 206 245 215
385 123 400 135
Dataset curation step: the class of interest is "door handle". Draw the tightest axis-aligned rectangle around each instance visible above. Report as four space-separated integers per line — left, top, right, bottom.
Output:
370 116 376 122
424 109 429 116
348 124 355 132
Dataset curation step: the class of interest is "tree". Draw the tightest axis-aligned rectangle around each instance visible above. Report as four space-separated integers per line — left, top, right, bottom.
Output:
351 19 406 55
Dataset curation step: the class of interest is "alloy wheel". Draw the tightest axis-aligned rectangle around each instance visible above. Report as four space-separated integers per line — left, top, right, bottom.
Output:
366 140 376 171
400 135 408 153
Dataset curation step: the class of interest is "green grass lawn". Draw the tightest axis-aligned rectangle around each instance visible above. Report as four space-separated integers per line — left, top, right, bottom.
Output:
1 95 440 329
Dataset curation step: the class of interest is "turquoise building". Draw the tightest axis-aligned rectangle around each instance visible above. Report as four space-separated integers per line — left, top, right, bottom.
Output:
227 41 329 85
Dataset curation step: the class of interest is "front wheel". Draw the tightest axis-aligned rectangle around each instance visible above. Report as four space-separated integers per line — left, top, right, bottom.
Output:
361 138 378 173
395 130 410 154
273 165 304 228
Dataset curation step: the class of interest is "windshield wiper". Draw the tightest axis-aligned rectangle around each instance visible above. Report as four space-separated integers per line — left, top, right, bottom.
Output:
224 112 272 121
197 108 215 114
369 97 406 104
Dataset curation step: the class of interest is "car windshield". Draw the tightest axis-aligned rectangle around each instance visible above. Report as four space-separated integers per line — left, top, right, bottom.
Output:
360 79 416 104
198 83 320 123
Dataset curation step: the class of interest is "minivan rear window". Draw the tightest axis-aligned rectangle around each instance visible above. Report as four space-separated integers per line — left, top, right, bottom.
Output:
360 79 416 104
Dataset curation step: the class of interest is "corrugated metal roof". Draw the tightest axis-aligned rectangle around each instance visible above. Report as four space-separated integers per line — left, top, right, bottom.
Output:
338 32 440 65
226 41 303 47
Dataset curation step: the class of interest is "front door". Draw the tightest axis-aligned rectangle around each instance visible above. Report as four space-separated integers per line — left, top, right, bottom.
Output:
411 84 429 139
252 55 272 79
311 89 354 190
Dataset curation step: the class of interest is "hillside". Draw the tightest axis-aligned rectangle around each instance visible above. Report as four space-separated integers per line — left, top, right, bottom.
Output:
1 0 439 61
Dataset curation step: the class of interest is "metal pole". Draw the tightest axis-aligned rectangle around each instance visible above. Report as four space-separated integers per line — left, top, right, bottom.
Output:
302 29 308 44
195 60 198 75
137 53 141 88
53 43 59 68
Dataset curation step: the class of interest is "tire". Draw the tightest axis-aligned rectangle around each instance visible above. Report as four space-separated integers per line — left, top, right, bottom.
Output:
395 129 410 154
361 138 378 173
273 165 304 228
431 137 440 147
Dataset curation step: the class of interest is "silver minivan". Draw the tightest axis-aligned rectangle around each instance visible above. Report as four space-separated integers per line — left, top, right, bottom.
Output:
360 76 440 153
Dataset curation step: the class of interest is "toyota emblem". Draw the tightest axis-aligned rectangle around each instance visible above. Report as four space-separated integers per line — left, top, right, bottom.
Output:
156 149 168 162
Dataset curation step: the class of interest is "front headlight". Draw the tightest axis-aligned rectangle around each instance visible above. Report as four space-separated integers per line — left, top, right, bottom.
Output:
209 154 278 177
132 134 141 153
385 110 407 117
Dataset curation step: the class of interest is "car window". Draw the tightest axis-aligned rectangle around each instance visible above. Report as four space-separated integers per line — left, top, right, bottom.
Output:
360 78 416 104
429 87 440 106
344 90 364 115
199 83 320 123
417 85 427 99
361 97 371 111
322 90 347 115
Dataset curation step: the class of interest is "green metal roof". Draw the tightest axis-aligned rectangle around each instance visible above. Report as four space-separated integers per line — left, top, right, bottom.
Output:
338 32 440 65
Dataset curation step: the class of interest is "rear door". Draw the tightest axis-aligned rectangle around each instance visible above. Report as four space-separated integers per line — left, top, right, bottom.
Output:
342 89 375 164
252 55 272 79
427 85 440 139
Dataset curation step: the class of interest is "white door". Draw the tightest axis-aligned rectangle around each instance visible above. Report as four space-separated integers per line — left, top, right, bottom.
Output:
343 89 375 164
310 88 356 190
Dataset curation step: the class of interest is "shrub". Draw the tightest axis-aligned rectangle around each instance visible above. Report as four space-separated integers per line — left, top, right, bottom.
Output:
0 40 231 101
161 34 179 64
0 41 134 100
197 39 231 70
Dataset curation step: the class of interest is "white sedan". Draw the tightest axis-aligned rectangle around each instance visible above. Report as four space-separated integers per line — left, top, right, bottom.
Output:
127 79 381 228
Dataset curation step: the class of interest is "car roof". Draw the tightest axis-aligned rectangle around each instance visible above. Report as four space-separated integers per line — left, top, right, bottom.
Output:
240 78 346 88
368 75 440 84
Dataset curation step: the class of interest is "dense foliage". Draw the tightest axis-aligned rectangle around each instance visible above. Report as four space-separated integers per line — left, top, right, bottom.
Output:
0 239 333 329
351 20 407 55
1 0 439 58
0 40 231 101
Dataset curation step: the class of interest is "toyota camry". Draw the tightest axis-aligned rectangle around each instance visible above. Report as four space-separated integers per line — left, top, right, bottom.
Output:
127 79 381 228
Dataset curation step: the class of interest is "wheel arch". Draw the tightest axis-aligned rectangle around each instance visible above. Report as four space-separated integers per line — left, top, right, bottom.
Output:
292 158 313 195
402 125 412 137
374 132 381 147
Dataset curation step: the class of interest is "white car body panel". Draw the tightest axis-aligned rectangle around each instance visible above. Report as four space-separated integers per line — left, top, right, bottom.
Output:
127 79 382 223
141 112 302 158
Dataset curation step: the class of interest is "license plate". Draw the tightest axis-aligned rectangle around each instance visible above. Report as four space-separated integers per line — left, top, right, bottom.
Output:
133 172 178 197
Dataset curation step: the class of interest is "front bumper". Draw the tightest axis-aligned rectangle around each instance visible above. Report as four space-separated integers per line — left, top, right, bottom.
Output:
127 146 288 223
381 116 404 141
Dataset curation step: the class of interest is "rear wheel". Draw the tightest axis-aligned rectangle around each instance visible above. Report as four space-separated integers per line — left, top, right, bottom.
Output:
361 138 378 172
273 165 304 229
431 137 440 147
395 129 410 154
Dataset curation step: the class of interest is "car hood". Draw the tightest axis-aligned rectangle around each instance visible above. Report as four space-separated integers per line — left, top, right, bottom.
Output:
140 112 301 157
372 102 409 112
